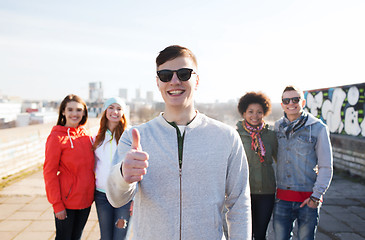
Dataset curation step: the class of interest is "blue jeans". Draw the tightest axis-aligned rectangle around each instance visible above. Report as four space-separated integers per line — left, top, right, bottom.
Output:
55 207 91 240
251 194 275 240
95 190 132 240
273 199 319 240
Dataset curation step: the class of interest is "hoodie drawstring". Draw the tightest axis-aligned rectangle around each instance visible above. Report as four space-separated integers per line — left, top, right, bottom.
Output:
67 128 74 149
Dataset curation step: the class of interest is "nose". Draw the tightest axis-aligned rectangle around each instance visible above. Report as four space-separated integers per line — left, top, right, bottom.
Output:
170 72 180 83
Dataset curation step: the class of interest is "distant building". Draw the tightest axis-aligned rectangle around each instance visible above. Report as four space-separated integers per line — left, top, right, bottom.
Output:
89 82 103 102
22 101 42 113
119 88 128 101
146 91 154 103
135 88 141 101
0 101 22 123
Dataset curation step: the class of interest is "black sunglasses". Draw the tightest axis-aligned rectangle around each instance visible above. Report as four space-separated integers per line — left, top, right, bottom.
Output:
282 97 301 105
157 68 196 82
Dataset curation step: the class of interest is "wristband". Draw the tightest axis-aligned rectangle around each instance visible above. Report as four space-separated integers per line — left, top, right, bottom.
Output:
309 196 320 206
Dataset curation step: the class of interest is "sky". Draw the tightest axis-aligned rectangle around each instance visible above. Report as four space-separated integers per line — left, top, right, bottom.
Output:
1 0 364 104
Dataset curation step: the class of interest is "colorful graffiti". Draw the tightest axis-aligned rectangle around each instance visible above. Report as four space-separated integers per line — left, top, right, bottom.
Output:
304 82 365 137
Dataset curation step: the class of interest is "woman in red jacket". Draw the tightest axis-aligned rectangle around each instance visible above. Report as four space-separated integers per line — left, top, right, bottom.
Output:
43 94 95 240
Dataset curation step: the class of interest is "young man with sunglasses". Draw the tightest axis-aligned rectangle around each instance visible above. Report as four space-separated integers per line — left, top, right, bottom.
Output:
106 45 251 239
273 85 333 240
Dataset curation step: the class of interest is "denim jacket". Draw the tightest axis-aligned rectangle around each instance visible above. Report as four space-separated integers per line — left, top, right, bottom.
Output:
274 113 333 200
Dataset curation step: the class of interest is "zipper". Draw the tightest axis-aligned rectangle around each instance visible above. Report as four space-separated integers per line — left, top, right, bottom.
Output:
166 121 185 240
65 184 73 200
179 168 182 240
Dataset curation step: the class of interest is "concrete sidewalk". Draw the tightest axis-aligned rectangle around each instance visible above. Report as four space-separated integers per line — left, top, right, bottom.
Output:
0 170 99 240
1 170 365 240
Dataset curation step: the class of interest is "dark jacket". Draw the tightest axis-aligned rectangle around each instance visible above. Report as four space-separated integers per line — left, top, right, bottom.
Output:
236 121 278 194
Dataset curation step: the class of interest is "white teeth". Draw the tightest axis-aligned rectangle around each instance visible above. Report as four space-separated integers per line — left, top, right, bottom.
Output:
169 90 183 95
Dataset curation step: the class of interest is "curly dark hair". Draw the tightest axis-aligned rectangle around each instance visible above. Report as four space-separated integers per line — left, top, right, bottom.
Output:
237 92 272 116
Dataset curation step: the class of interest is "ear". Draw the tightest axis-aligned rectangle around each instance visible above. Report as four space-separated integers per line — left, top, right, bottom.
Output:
301 98 306 108
194 75 200 90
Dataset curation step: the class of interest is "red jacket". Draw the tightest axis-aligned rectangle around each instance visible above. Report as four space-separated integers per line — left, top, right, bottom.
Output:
43 125 95 213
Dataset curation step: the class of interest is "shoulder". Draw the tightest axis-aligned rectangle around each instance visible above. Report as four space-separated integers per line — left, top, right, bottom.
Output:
121 116 165 139
197 115 241 144
306 113 327 128
201 114 236 132
264 125 276 135
47 126 64 140
274 117 284 131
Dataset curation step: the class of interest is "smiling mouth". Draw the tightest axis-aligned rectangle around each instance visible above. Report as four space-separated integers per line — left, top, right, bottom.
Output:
168 90 184 96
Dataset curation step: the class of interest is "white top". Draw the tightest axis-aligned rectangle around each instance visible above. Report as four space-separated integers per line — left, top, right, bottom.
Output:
94 129 117 192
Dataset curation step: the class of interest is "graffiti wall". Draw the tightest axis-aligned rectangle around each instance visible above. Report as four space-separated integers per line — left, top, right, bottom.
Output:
304 82 365 137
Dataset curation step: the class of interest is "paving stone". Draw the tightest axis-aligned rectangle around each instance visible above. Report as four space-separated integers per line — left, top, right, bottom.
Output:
13 231 54 240
315 231 332 240
348 206 365 219
0 204 20 220
7 211 42 220
331 212 365 231
84 219 99 235
317 214 352 232
321 205 348 215
30 196 49 204
0 196 35 204
0 196 10 204
0 232 18 240
335 232 365 240
38 209 54 220
24 220 54 231
20 202 50 212
0 220 31 231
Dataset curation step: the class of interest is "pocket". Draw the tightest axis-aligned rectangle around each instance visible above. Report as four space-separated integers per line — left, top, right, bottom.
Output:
294 135 316 155
65 184 73 200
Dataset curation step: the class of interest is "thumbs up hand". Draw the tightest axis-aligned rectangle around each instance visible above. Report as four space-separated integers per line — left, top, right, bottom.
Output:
121 128 149 184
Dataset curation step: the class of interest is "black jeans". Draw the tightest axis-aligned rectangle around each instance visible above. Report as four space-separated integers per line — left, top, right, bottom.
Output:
251 194 275 240
55 207 91 240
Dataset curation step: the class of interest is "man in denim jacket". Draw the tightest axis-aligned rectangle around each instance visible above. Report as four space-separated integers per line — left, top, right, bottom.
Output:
273 85 333 240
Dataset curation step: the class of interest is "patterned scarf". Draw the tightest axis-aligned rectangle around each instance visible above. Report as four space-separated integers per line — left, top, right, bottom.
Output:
242 120 266 163
281 111 308 138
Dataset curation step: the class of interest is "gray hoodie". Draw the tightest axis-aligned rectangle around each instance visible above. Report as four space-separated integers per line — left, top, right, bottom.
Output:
107 113 251 240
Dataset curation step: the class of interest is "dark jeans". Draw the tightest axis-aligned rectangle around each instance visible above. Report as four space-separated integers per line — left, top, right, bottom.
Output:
95 190 132 240
251 194 275 240
55 207 91 240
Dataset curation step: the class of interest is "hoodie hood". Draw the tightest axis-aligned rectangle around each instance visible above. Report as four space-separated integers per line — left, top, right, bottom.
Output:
305 112 323 126
51 125 88 134
50 125 90 149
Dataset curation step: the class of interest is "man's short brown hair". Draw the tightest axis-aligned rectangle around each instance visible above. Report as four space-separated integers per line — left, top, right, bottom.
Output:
156 45 197 68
